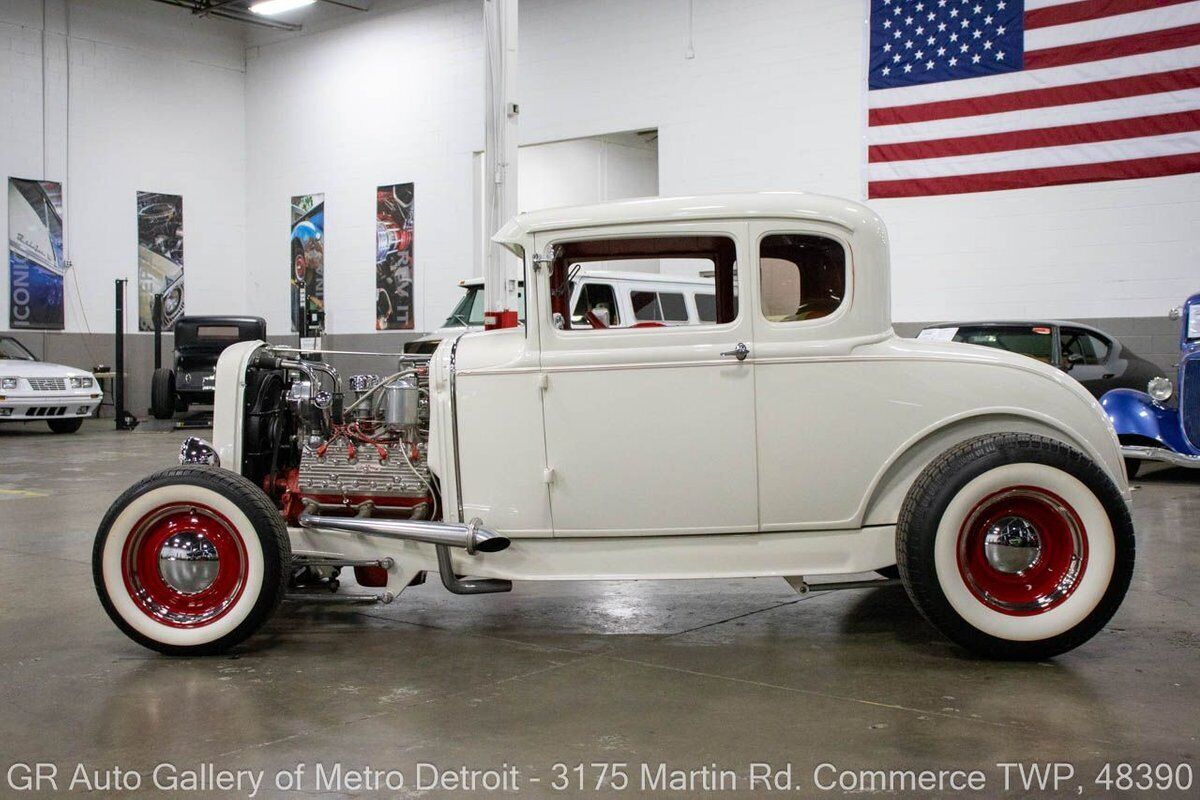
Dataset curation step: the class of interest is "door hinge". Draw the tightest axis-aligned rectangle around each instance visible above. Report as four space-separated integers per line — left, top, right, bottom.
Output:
532 250 554 272
543 467 556 485
538 373 549 391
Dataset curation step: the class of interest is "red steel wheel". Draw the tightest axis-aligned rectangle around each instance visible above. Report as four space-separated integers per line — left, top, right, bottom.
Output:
955 486 1087 616
122 503 249 629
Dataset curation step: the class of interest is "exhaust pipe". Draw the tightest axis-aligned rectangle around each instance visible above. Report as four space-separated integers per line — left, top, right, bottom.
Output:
298 513 510 555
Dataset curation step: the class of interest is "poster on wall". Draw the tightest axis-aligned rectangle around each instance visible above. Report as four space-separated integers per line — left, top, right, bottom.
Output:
290 193 325 333
136 192 184 331
8 178 65 330
375 182 414 330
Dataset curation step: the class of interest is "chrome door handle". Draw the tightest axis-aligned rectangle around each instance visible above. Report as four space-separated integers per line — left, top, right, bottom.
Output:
721 342 749 361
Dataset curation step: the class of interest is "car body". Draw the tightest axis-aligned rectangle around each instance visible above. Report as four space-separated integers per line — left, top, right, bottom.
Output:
94 193 1135 661
1101 293 1200 472
404 269 721 355
149 316 267 419
0 335 102 433
916 321 1165 399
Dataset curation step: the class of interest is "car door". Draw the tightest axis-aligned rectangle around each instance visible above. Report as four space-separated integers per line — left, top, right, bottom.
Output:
534 222 759 537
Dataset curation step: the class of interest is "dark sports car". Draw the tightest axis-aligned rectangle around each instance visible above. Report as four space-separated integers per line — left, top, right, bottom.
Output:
916 320 1166 399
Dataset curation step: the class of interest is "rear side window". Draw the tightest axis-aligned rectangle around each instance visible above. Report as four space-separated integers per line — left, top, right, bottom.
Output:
955 326 1054 363
659 293 688 322
1060 327 1110 365
759 234 846 322
631 291 662 322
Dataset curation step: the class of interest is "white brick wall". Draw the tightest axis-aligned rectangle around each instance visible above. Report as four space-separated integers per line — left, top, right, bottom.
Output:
0 0 247 335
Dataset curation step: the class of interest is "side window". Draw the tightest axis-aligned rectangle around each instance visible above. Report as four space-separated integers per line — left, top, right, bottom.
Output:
1060 328 1108 365
572 283 620 326
631 291 662 322
660 293 688 322
759 234 846 323
549 235 738 332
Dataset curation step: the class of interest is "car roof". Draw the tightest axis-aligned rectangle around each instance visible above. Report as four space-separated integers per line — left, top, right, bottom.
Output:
494 191 881 244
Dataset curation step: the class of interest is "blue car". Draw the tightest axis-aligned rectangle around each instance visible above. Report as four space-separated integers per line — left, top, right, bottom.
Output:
1102 292 1200 477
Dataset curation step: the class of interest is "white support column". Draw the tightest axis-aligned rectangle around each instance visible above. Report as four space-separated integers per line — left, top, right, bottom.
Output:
483 0 520 326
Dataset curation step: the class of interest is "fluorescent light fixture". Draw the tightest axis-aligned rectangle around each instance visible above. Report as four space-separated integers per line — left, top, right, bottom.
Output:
250 0 316 15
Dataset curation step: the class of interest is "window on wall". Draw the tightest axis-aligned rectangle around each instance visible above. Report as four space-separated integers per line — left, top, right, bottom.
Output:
549 235 738 331
759 234 846 323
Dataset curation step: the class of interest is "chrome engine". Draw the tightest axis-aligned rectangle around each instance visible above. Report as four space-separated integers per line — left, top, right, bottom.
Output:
291 367 434 519
296 439 433 516
237 349 437 524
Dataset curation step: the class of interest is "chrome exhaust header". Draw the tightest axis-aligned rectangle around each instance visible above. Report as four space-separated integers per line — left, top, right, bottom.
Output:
297 513 510 555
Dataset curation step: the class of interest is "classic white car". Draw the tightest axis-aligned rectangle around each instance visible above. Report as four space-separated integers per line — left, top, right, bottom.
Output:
0 335 102 433
93 193 1135 660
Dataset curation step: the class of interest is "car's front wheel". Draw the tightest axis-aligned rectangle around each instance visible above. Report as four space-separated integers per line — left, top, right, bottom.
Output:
47 417 83 434
93 466 290 656
898 433 1134 660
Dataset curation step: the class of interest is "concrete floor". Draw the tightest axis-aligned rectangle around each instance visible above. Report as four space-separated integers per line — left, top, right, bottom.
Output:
1 420 1197 798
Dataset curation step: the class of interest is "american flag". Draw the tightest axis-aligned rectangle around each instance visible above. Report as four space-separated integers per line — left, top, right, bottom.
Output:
867 0 1200 198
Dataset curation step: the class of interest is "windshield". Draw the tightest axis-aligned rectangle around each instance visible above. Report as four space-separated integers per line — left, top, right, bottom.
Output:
1189 304 1200 341
442 285 526 328
0 337 36 361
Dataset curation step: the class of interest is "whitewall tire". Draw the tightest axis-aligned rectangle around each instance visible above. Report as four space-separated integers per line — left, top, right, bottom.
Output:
898 433 1134 660
93 466 290 656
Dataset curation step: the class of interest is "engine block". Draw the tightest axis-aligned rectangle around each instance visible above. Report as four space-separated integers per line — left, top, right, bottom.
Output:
297 439 432 510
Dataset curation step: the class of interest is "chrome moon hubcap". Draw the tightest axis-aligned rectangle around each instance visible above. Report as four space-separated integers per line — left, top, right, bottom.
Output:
157 531 220 595
982 515 1042 574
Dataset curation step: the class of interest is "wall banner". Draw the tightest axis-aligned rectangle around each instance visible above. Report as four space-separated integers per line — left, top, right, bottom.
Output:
290 194 325 333
376 182 414 330
136 191 184 331
8 178 65 330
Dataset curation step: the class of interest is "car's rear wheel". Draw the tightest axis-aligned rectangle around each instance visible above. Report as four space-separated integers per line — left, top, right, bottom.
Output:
93 466 290 656
897 433 1134 660
150 368 175 419
47 417 83 434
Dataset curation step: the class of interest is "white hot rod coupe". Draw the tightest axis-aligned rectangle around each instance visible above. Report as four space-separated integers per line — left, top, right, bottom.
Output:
93 194 1135 660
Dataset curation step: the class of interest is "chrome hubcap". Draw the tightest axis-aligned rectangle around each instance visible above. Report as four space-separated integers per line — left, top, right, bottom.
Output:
157 531 220 595
982 515 1042 574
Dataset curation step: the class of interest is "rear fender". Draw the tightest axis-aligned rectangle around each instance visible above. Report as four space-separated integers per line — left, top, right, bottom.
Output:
862 412 1122 528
